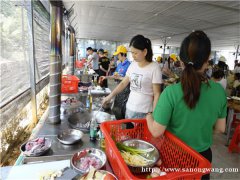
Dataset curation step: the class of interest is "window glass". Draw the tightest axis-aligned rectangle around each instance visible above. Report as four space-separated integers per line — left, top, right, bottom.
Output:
77 39 117 59
96 40 117 59
33 0 50 82
0 0 30 106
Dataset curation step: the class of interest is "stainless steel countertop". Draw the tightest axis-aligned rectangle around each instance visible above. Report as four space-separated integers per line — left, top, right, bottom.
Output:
22 117 101 163
1 86 115 179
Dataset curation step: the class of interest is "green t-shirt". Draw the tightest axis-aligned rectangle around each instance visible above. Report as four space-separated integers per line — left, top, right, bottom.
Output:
153 80 227 152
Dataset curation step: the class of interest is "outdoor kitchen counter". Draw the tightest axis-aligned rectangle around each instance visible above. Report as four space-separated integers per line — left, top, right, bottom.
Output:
2 108 114 180
1 90 114 180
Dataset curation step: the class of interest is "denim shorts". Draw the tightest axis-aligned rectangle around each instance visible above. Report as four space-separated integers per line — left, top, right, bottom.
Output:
125 108 147 119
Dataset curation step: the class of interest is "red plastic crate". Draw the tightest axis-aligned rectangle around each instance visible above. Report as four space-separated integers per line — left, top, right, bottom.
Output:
61 75 79 93
228 124 240 153
100 119 211 180
76 60 84 69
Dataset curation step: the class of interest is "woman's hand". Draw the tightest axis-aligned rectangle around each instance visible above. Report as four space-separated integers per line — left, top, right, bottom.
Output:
98 76 105 85
146 112 153 122
146 113 166 138
102 95 112 106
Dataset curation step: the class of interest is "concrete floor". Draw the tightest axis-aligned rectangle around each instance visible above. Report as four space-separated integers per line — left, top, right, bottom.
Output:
211 133 239 179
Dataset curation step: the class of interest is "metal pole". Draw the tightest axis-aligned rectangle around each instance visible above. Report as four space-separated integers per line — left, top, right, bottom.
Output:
49 1 63 124
67 30 70 68
64 26 67 65
68 25 75 75
235 45 239 60
214 51 217 64
27 0 37 125
162 37 167 61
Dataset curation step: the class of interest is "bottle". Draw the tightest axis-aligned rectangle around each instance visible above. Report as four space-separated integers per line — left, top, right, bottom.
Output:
93 75 98 86
90 117 97 141
86 89 92 112
84 63 88 74
99 129 105 149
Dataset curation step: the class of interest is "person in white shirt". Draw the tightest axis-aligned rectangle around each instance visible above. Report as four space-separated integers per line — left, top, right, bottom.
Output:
86 47 99 73
233 63 240 74
102 35 162 119
211 69 227 90
231 73 240 96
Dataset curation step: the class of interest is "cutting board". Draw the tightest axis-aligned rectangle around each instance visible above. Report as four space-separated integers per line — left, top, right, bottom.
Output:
5 160 70 180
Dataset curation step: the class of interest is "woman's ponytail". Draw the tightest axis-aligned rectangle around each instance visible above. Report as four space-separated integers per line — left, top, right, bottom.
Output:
181 64 201 109
180 30 211 109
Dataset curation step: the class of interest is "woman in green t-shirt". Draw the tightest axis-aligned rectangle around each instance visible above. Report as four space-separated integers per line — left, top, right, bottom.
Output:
146 31 226 180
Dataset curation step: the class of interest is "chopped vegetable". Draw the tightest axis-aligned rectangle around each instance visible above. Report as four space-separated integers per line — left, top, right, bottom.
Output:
120 151 151 166
116 142 154 155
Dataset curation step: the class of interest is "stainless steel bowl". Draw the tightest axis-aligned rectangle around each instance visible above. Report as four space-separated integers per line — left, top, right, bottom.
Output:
57 129 84 145
121 139 160 173
68 111 92 132
20 137 51 157
71 148 107 174
68 111 112 132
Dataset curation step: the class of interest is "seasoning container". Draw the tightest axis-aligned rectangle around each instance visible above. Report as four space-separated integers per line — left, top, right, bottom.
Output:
98 129 105 149
90 117 97 141
86 89 92 112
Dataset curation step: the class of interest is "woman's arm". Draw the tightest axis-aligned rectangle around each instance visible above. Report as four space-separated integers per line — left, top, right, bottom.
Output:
146 113 166 137
102 76 130 105
214 118 226 133
100 65 108 73
152 84 161 111
101 74 124 81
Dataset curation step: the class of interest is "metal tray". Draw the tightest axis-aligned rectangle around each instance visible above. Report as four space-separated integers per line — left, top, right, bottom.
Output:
57 129 84 145
20 137 52 157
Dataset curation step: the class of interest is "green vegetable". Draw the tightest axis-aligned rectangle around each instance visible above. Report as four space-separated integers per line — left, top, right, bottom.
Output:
116 142 153 155
146 175 152 179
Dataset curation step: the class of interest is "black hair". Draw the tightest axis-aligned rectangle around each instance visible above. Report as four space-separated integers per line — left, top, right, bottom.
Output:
234 60 239 68
167 56 171 69
235 73 240 80
208 59 213 66
129 34 153 62
217 61 229 77
86 47 93 51
120 53 127 57
212 69 224 79
98 48 104 54
218 61 227 69
180 30 211 109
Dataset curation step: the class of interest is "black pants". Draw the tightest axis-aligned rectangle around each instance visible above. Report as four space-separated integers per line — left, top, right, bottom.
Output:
199 148 212 180
93 69 99 82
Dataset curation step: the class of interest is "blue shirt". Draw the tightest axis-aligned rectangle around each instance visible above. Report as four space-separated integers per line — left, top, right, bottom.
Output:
115 59 131 77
